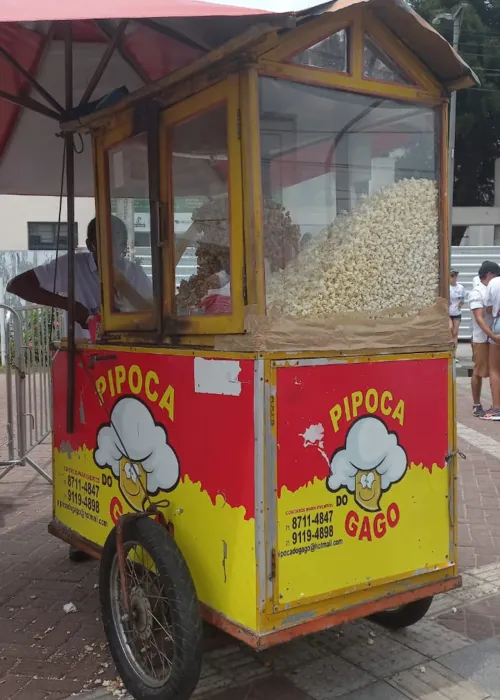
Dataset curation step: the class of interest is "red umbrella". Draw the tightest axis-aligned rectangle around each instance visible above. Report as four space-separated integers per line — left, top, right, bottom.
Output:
0 0 478 196
0 1 278 196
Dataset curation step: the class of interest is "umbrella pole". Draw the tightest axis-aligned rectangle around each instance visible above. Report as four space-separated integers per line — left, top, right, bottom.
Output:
65 22 76 434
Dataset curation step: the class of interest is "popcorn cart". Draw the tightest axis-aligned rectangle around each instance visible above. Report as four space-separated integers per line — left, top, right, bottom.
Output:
48 1 477 698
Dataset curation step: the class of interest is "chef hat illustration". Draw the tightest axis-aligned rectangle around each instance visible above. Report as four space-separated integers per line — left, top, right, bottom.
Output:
94 397 180 494
327 416 407 493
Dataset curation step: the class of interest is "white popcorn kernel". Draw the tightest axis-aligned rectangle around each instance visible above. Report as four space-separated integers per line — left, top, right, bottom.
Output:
266 179 439 319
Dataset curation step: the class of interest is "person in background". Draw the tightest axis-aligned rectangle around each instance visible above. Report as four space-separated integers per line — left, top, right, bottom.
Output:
469 261 500 417
449 269 465 348
473 261 496 289
7 215 152 558
7 216 152 339
482 271 500 420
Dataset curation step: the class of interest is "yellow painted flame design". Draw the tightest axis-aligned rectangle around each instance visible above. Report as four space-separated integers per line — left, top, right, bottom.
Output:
53 446 257 631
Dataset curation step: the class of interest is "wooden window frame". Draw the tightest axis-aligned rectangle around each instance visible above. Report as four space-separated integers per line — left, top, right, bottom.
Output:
94 112 158 334
159 75 245 336
259 8 443 104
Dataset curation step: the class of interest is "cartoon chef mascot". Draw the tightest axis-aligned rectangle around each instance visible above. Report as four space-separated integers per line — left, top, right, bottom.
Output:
94 397 180 512
327 416 407 512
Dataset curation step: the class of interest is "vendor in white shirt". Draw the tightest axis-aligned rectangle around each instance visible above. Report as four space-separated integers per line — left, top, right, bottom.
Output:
7 215 152 340
7 215 152 560
469 261 500 418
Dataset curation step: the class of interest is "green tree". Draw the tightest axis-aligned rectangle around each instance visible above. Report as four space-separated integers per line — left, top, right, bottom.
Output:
413 0 500 242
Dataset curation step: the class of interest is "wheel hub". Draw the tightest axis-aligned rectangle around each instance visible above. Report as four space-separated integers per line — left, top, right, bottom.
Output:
129 586 153 639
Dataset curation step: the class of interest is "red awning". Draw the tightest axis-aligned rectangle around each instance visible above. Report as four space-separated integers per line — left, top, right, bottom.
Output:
0 10 276 195
0 0 268 22
0 0 478 196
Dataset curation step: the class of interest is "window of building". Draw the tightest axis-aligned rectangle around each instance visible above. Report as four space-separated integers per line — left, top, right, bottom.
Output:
27 222 78 250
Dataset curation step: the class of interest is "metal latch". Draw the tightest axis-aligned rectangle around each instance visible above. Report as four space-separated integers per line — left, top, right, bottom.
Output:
445 450 466 465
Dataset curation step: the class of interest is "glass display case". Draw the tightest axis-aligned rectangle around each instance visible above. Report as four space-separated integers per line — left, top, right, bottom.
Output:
89 5 463 343
260 78 439 317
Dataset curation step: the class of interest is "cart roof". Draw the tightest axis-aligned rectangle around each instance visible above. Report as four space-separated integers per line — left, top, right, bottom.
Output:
0 0 477 197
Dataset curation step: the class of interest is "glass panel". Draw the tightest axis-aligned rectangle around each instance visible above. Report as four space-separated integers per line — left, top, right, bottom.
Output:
260 77 438 318
171 103 232 317
107 134 154 314
291 29 348 72
363 35 412 84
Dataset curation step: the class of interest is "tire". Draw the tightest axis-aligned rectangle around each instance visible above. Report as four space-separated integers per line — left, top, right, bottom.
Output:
99 517 203 700
368 596 433 630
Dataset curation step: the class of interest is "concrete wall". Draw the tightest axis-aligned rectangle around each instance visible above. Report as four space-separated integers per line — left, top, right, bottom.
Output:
0 195 95 250
459 226 495 246
0 192 498 250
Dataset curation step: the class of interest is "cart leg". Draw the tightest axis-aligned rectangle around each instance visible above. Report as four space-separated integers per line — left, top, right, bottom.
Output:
68 546 93 562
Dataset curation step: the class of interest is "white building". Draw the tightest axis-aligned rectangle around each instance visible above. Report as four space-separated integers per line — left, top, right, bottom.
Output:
0 195 95 250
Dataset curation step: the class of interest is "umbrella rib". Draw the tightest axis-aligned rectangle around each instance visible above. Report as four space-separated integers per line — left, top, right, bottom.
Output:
135 19 209 53
0 45 64 114
80 20 129 106
95 19 149 84
0 89 60 120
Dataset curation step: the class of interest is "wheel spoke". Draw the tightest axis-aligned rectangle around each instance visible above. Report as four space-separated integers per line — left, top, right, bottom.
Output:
150 610 174 644
149 632 173 672
109 539 174 688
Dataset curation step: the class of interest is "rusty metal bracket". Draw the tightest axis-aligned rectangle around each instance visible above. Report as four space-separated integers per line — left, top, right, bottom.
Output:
88 353 118 369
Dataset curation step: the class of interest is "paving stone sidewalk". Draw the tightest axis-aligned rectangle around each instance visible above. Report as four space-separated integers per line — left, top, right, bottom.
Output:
70 565 500 700
1 375 500 699
456 376 500 570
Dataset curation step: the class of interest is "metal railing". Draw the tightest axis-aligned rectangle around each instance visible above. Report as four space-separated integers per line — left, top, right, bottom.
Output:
0 304 60 483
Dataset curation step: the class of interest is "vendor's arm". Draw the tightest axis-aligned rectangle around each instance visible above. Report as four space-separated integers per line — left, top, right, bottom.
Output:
7 257 90 328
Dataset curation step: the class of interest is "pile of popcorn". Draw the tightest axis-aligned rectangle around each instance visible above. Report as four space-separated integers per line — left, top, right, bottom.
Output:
266 178 439 317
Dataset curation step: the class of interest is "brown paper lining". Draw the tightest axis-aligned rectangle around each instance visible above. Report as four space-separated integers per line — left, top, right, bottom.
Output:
215 298 453 353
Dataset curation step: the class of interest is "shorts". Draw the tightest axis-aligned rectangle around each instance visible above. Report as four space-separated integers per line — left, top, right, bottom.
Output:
488 317 500 344
450 315 461 321
472 342 489 378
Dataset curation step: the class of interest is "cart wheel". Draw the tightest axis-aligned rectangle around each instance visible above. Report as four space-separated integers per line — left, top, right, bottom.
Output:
368 596 433 630
99 517 203 700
